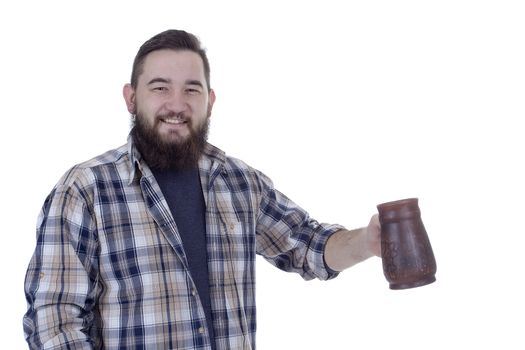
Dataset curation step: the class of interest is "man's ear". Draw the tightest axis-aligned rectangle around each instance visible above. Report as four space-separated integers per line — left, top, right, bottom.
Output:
123 84 136 114
207 89 216 117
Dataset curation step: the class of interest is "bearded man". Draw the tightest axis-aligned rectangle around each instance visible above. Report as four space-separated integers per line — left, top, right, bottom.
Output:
24 29 381 350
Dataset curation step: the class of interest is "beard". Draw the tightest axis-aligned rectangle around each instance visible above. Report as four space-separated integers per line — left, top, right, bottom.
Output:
130 111 210 171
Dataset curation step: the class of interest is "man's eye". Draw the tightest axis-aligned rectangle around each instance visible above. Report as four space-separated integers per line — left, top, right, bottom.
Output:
153 86 168 92
186 88 201 94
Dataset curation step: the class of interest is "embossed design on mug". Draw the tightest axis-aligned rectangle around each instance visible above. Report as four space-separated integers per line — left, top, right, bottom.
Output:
377 198 437 290
381 240 398 280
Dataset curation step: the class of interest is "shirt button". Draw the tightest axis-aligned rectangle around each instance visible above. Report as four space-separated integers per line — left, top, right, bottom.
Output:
192 289 197 297
228 222 235 232
198 327 205 334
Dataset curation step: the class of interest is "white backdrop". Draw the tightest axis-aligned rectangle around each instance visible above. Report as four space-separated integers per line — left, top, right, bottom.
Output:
1 1 524 349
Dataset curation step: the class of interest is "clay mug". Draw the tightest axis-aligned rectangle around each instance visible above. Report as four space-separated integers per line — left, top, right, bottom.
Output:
377 198 436 290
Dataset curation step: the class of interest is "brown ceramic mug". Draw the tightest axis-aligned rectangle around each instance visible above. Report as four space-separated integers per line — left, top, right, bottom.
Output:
377 198 437 290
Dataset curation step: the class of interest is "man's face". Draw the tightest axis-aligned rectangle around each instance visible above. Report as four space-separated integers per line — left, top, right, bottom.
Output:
124 49 215 146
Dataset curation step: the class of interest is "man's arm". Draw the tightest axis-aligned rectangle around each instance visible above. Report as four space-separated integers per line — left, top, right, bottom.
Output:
24 185 99 349
324 214 381 272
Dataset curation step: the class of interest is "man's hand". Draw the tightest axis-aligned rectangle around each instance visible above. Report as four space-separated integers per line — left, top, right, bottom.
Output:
366 214 382 258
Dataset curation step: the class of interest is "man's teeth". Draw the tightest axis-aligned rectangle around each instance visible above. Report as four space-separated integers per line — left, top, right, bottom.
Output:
162 118 185 124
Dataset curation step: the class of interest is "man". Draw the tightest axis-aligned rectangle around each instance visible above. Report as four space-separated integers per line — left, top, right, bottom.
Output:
24 29 381 349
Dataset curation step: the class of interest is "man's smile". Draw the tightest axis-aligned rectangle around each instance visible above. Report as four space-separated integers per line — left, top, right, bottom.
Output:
161 116 187 125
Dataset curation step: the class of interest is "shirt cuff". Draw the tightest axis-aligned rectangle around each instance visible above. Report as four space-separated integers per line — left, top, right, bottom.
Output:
311 223 346 280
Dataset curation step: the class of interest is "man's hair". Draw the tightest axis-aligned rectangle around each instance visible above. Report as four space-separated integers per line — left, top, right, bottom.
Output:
130 29 211 90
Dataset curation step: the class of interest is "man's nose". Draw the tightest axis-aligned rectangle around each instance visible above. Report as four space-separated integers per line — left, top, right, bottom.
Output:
164 91 188 113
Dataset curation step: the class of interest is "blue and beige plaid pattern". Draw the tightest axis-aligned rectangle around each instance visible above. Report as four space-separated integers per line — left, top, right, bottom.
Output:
24 137 342 349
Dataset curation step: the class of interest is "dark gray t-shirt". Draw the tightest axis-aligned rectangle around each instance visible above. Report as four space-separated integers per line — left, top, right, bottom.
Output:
152 167 216 349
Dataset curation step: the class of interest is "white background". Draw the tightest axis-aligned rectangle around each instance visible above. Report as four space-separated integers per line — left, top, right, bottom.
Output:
1 1 524 349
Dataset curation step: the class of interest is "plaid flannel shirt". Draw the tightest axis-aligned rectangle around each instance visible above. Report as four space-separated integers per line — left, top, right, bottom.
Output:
24 137 343 349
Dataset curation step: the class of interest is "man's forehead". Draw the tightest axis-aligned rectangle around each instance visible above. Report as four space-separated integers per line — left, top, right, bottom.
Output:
143 50 203 70
139 49 205 84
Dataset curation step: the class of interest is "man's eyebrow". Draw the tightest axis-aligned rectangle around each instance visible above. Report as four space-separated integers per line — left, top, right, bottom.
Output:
147 77 171 85
146 78 204 88
186 80 204 88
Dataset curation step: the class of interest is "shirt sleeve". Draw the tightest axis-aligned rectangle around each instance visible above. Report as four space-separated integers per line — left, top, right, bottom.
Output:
254 173 345 281
24 183 100 349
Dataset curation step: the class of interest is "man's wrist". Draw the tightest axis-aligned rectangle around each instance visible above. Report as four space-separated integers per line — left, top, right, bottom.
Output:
324 228 374 272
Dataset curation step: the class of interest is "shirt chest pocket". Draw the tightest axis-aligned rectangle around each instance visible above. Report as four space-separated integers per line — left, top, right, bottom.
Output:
212 190 256 262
